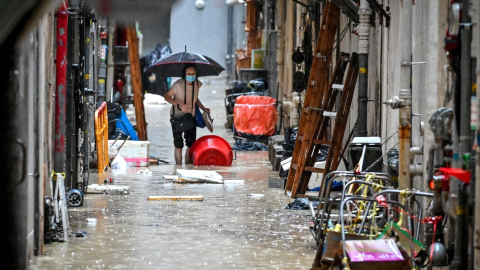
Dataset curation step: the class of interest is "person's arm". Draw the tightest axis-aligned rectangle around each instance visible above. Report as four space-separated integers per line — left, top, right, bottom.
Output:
164 88 188 112
196 98 210 114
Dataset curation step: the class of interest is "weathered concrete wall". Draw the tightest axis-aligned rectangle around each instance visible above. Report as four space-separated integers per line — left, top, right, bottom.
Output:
334 1 448 182
170 0 228 74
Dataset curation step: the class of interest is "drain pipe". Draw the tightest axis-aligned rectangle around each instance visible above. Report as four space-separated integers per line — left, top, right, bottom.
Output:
54 3 68 180
397 0 412 191
475 0 480 266
451 0 472 268
290 92 301 127
357 0 370 137
276 0 285 103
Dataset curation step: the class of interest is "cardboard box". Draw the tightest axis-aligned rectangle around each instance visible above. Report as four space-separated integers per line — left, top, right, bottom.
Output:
108 140 150 167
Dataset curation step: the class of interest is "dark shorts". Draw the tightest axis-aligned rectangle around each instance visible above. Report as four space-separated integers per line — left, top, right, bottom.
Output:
171 124 196 148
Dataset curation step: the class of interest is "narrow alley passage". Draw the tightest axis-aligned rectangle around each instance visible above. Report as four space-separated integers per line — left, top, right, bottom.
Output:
29 83 315 270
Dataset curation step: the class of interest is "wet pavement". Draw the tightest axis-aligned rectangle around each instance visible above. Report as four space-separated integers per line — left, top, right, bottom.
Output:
30 83 316 269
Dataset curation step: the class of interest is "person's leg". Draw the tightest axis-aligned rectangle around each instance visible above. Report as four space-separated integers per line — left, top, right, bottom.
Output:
174 148 182 165
185 147 192 164
172 129 184 165
184 127 197 165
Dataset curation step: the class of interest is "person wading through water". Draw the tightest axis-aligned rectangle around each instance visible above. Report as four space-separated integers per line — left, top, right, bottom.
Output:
164 64 210 165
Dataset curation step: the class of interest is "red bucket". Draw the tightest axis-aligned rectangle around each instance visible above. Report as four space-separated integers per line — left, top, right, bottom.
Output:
189 135 234 166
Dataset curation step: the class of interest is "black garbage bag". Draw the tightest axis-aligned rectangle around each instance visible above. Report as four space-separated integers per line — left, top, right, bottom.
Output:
284 127 298 145
285 198 319 210
232 140 268 151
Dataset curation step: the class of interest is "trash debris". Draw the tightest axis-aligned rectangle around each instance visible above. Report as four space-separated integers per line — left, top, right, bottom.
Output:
85 184 131 195
248 194 265 199
232 140 268 151
86 218 97 223
71 231 87 238
176 169 224 184
103 177 113 184
137 168 152 176
148 195 204 201
163 175 178 180
111 154 128 170
285 198 318 210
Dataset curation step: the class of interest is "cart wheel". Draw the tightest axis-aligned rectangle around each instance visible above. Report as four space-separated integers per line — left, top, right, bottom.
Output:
67 189 84 207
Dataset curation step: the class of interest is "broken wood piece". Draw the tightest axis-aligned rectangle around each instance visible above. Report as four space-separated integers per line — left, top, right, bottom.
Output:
148 196 204 201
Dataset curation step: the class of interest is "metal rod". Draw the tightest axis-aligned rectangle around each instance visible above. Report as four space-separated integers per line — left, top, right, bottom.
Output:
340 196 416 269
111 136 130 163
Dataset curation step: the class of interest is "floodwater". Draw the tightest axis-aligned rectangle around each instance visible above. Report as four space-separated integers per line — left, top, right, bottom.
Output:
29 83 316 269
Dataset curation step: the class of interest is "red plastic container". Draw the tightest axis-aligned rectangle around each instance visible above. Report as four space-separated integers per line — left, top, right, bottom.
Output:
233 96 278 136
189 135 234 166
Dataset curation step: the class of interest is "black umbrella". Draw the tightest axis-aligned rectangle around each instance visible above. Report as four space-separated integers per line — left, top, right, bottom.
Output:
145 51 225 78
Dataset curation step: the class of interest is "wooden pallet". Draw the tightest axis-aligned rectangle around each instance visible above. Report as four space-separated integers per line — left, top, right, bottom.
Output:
284 1 359 198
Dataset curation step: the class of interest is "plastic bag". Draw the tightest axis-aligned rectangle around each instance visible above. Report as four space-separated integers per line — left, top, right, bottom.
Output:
233 96 278 136
111 155 128 170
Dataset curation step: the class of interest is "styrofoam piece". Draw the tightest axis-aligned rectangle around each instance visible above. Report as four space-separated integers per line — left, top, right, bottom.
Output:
176 169 224 184
137 168 152 176
86 218 97 223
86 184 131 194
281 157 292 171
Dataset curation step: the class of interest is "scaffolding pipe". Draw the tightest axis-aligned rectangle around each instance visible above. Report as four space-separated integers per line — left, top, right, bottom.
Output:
357 0 370 137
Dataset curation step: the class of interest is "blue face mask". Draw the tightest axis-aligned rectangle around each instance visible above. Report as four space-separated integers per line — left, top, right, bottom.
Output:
186 75 196 82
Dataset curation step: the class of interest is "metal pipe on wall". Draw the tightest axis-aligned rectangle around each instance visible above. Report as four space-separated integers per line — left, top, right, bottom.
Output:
357 0 370 137
227 5 234 80
451 0 472 268
475 0 480 266
54 3 68 178
276 0 285 102
398 0 413 191
283 0 294 102
65 0 79 189
106 23 115 103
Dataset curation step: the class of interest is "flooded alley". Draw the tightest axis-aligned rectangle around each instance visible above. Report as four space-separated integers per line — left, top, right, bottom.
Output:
5 1 480 269
29 84 316 269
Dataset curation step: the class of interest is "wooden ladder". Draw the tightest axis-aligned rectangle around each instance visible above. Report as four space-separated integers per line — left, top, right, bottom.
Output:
284 1 359 198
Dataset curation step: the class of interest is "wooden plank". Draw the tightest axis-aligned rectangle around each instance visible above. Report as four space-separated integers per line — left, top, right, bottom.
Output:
148 196 204 201
304 167 326 173
126 26 148 140
313 139 331 145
